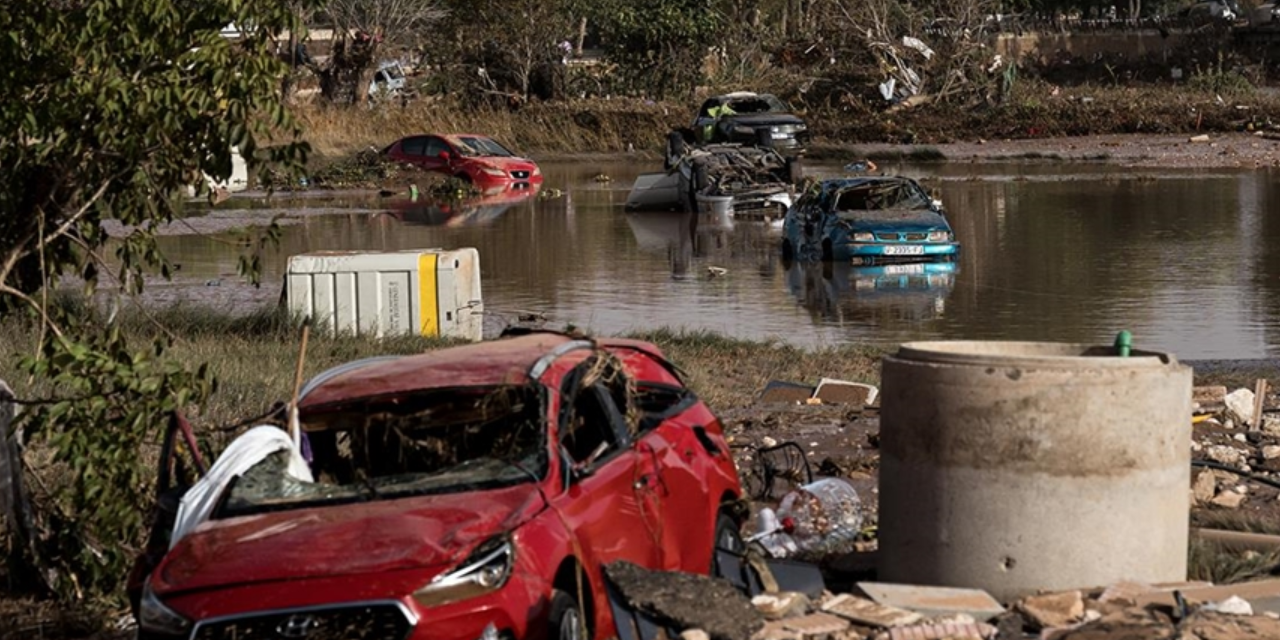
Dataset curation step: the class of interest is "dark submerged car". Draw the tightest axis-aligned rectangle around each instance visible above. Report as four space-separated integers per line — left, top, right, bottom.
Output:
781 176 959 265
690 92 808 155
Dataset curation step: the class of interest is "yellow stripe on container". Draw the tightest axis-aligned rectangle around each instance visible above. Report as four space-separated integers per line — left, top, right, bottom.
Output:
418 254 438 336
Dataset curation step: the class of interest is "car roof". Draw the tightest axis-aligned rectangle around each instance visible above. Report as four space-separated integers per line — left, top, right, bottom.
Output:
716 91 761 99
299 332 588 409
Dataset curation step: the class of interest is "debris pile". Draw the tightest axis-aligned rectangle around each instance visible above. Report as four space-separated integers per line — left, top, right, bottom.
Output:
611 564 1280 640
1189 382 1280 513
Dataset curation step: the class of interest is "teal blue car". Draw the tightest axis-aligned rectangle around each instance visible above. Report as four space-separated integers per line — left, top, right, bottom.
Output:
781 176 959 264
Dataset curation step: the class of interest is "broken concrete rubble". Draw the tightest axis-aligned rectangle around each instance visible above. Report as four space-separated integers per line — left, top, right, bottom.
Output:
857 583 1005 623
821 593 923 628
606 560 764 640
1226 388 1257 428
1016 590 1084 630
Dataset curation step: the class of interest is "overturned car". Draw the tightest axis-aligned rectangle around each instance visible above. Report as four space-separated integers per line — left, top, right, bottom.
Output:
625 140 801 218
130 331 744 640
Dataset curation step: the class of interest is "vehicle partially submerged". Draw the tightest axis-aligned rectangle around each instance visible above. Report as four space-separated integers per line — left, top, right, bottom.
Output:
625 142 799 218
781 176 959 265
130 331 744 640
690 92 808 155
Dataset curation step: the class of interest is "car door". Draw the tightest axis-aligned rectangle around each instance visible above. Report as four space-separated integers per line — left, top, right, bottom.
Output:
549 373 662 574
418 136 452 175
395 135 428 166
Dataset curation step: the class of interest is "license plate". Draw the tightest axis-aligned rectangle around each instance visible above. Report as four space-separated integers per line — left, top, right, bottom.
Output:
771 132 789 139
882 263 926 275
882 245 925 256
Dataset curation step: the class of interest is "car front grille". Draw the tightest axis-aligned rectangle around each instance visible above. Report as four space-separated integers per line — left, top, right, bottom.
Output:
875 232 899 241
510 170 530 179
904 232 927 241
193 602 415 640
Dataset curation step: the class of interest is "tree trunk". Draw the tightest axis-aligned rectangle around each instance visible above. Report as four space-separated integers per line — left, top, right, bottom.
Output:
0 379 40 589
575 16 587 57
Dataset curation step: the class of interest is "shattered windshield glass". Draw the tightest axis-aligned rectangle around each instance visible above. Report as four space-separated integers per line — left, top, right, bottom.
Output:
217 386 547 517
453 136 515 158
725 94 790 114
831 180 933 216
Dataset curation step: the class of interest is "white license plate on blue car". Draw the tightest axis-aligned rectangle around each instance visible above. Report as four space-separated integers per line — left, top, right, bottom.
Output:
882 263 926 275
882 245 925 256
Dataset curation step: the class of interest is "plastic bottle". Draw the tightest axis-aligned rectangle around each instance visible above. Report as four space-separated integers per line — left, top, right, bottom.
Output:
774 477 863 555
748 507 799 558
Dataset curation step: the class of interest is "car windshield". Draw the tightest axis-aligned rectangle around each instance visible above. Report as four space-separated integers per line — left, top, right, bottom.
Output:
830 180 933 216
723 94 790 114
452 136 516 158
217 385 546 517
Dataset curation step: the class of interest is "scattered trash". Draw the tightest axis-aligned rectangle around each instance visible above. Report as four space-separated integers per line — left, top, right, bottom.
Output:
1203 595 1255 616
707 266 728 278
775 477 863 556
1191 134 1212 143
758 378 879 407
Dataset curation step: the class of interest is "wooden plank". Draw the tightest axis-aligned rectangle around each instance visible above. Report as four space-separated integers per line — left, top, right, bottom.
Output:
1253 379 1269 432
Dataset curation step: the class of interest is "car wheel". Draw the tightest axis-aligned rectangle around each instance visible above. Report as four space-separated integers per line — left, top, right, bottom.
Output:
664 131 687 171
548 589 587 640
711 511 745 577
822 239 834 262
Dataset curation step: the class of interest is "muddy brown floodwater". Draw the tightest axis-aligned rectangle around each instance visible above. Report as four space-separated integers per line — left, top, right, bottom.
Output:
116 132 1280 360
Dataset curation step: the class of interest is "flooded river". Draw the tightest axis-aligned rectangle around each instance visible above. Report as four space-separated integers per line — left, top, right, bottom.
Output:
155 159 1280 360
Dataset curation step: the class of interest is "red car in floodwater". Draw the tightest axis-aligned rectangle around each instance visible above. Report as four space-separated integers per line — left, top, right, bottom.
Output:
132 331 743 640
383 133 544 190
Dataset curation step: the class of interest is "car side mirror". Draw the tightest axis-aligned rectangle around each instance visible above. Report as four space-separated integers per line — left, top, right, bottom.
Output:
437 150 451 162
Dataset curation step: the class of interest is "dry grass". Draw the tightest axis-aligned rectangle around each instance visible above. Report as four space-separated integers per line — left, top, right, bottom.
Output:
295 98 679 160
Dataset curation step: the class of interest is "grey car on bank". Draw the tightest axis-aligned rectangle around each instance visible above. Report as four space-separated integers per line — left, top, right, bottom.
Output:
691 92 808 156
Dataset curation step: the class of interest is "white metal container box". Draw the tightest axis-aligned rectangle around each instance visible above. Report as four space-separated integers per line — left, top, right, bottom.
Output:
286 248 483 341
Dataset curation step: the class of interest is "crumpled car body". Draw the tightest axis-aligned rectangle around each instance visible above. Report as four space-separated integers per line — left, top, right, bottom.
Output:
781 176 960 265
625 143 798 217
132 332 743 640
691 92 808 155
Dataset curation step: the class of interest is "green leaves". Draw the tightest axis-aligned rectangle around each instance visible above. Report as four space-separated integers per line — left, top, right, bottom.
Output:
0 0 312 605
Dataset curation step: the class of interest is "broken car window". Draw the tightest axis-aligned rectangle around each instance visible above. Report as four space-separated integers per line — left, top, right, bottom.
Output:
453 136 515 158
833 180 932 215
217 386 547 518
561 385 621 465
725 94 789 114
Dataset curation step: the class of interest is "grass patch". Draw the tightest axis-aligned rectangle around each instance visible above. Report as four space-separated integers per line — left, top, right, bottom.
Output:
1188 538 1280 585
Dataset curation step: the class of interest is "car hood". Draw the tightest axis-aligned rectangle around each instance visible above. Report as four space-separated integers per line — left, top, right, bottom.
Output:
474 156 538 170
723 113 805 128
152 484 545 596
841 209 950 233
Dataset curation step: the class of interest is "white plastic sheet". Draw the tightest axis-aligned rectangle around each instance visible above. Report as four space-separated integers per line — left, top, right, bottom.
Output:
170 425 313 548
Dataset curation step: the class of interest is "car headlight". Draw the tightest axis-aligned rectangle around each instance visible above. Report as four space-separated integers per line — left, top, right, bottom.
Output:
852 232 874 242
479 166 507 177
413 538 514 607
531 166 541 176
928 230 952 242
138 580 191 636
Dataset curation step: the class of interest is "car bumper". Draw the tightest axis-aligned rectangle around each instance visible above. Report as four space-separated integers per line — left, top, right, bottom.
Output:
473 173 544 190
844 242 959 265
159 565 551 640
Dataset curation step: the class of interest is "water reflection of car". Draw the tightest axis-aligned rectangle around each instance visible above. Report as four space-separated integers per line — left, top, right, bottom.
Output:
130 332 744 640
786 260 957 321
781 176 958 265
383 133 543 190
1249 1 1280 26
383 185 540 226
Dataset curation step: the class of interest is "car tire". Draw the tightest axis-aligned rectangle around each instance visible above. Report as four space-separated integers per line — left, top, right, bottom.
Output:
822 239 834 262
548 589 587 640
711 510 745 577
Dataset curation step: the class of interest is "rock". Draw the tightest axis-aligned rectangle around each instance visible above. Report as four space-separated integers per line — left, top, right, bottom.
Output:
1263 445 1280 460
1211 490 1246 509
682 630 711 640
780 612 850 637
1234 433 1249 443
1181 610 1280 639
1195 385 1229 410
1191 134 1212 143
1016 590 1084 630
753 592 811 620
1205 444 1246 467
1263 415 1280 437
1193 470 1218 504
1202 596 1254 616
820 593 922 628
1226 388 1257 427
752 620 802 640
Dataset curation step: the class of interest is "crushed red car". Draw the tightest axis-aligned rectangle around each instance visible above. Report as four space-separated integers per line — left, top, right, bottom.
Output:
382 133 544 191
130 331 744 640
